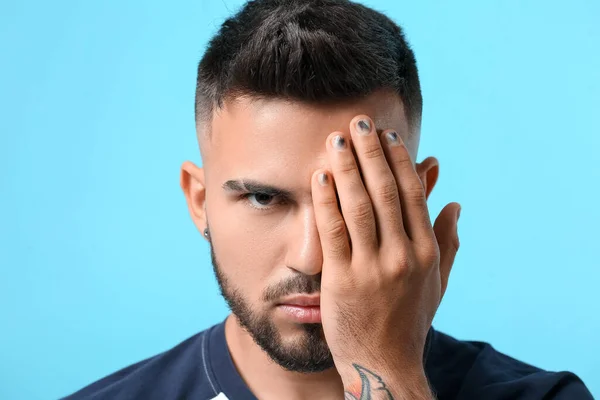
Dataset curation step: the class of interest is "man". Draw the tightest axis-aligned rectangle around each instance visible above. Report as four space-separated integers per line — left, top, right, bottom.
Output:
63 0 593 399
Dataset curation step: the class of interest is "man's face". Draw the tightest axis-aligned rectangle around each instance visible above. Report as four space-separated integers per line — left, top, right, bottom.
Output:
184 89 418 373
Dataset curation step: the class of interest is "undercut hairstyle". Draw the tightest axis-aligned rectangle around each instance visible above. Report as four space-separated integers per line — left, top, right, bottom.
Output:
195 0 423 137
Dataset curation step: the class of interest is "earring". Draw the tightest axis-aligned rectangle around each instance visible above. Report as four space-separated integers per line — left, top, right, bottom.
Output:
203 228 210 238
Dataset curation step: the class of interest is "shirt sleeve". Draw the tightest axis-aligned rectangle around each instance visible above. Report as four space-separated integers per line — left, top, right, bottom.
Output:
543 372 595 399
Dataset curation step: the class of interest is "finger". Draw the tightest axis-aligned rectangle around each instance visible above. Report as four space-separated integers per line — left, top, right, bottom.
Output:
327 132 378 252
380 130 432 242
311 170 351 264
433 203 461 300
348 116 406 244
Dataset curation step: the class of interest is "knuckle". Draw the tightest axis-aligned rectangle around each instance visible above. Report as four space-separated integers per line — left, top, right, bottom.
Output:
452 234 460 252
416 241 439 266
336 159 357 174
325 219 347 242
374 182 399 205
423 244 440 265
392 150 413 170
318 195 338 208
348 200 373 222
406 183 426 200
361 143 384 160
391 250 412 277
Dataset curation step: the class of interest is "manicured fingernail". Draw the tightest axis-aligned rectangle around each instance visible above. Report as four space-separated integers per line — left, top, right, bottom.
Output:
357 119 371 135
332 135 346 150
318 173 328 186
385 131 401 146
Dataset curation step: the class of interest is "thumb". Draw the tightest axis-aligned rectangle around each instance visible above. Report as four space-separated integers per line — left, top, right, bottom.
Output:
433 202 461 301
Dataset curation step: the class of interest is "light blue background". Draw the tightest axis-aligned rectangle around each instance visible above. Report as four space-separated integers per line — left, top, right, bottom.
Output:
1 0 598 399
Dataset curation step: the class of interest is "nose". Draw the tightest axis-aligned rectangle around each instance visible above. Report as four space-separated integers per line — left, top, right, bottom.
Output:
285 206 323 276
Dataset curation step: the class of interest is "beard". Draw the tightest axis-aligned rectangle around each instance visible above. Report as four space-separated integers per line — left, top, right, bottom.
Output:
208 240 334 373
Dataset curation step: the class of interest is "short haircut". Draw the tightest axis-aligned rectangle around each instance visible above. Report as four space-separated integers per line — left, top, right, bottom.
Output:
195 0 423 137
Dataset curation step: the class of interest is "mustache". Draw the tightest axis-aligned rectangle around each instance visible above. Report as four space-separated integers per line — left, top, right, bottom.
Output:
262 273 321 302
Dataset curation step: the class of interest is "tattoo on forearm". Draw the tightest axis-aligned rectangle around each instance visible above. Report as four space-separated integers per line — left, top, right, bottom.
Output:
343 363 394 400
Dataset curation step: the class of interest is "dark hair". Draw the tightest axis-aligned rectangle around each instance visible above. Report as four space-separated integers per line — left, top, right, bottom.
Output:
195 0 422 136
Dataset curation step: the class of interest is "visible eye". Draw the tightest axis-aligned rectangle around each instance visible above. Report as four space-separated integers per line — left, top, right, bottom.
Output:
244 192 279 210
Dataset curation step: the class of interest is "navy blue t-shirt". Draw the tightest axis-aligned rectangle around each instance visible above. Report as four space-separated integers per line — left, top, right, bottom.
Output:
61 320 593 399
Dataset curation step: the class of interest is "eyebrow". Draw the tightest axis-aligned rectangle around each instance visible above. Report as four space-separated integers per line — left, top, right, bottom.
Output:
222 179 294 198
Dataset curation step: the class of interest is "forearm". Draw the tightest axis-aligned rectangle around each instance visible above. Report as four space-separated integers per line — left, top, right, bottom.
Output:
341 363 436 400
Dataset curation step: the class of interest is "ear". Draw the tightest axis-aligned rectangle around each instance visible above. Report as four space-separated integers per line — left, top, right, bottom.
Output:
180 161 208 240
415 156 439 200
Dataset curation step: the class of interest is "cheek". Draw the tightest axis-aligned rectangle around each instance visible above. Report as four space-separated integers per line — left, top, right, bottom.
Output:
209 198 286 294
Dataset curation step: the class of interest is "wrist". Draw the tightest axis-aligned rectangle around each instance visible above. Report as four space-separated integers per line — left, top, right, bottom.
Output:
340 362 434 400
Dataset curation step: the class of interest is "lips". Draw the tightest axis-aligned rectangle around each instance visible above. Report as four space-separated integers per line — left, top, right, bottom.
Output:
277 294 322 323
277 294 320 307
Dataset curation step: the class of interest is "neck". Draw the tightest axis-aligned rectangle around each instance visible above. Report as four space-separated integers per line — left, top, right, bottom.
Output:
224 314 345 400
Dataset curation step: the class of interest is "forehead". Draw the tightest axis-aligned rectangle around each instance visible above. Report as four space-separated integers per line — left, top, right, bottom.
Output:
205 90 411 188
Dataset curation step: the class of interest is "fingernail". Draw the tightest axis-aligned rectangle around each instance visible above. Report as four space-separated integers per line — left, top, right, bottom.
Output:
385 131 400 146
332 135 346 150
357 119 371 135
457 206 462 221
318 173 328 186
